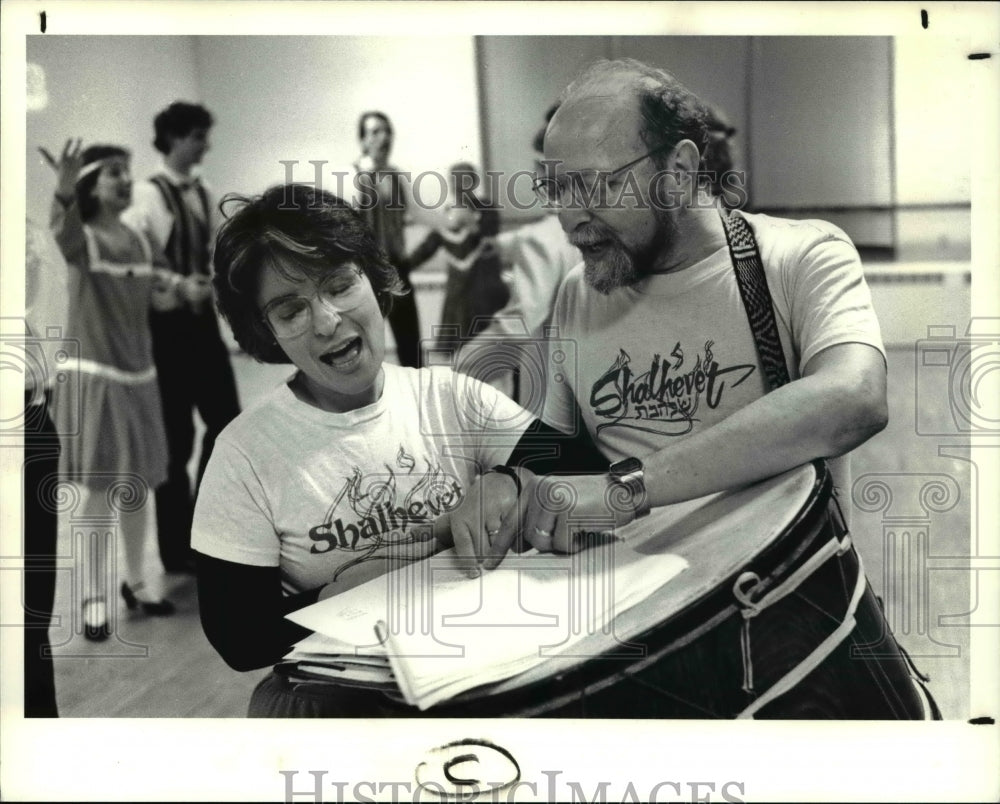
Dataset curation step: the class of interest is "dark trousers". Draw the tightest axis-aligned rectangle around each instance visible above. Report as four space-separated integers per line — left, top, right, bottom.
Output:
23 393 60 717
387 279 421 369
151 308 240 571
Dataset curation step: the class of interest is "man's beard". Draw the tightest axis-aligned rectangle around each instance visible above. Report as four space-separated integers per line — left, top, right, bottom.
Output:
574 213 676 295
582 242 636 294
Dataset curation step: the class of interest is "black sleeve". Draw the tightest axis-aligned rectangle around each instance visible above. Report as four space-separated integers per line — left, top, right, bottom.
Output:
404 229 443 271
195 551 321 672
505 417 608 476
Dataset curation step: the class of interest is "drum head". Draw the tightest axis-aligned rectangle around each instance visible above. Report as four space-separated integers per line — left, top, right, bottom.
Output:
462 462 824 704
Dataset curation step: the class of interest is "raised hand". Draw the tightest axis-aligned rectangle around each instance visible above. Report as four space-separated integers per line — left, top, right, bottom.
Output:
39 138 84 199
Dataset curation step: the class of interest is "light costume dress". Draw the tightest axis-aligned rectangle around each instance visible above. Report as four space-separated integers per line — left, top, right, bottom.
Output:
50 200 168 491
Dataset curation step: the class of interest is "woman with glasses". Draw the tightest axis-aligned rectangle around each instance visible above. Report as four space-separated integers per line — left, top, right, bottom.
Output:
193 183 531 716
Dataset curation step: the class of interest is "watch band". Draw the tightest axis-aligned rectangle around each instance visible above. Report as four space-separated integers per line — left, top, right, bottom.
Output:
608 457 651 519
490 465 522 497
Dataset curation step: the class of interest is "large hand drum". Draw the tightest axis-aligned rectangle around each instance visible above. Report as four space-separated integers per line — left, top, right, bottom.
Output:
439 462 939 719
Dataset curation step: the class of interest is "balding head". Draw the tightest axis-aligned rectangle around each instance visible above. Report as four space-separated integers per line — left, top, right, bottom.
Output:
546 58 712 170
539 59 725 288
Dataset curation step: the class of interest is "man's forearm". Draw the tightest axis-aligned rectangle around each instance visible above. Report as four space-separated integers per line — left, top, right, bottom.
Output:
642 347 887 506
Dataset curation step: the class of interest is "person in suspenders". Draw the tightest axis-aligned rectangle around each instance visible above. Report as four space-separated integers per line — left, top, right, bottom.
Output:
438 58 937 718
124 101 241 574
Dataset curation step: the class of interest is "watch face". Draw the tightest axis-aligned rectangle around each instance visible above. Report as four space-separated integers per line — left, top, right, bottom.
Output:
612 457 643 477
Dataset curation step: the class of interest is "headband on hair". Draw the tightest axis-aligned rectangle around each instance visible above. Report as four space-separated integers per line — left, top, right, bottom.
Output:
75 159 113 184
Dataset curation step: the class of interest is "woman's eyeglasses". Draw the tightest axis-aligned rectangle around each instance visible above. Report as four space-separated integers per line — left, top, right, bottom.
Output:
262 265 367 339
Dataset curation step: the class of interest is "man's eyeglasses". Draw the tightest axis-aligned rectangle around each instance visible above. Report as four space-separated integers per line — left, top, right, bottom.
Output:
531 142 675 208
261 265 367 339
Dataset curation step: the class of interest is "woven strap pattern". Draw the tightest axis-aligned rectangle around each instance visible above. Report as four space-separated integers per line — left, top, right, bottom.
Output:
720 209 791 391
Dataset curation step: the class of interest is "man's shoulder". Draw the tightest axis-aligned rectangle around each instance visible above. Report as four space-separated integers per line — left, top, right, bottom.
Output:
740 211 860 276
129 178 167 207
741 210 854 252
556 261 588 297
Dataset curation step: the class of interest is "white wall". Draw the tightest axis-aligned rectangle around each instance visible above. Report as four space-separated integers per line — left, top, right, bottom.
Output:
25 36 201 223
193 36 481 202
22 33 973 262
893 35 974 262
25 35 481 221
894 36 972 206
750 37 893 209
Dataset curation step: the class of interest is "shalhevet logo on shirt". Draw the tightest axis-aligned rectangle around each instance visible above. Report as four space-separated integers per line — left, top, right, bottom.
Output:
308 445 464 557
589 342 756 437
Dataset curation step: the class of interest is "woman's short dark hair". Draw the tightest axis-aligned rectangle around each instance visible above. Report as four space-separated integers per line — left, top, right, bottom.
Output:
212 183 407 364
77 144 130 222
153 102 214 154
357 111 393 140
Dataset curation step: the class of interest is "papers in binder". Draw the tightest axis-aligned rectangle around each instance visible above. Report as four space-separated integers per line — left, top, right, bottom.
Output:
286 542 687 710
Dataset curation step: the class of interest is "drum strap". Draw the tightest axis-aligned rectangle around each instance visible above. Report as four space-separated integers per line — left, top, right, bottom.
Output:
718 207 935 718
719 205 858 698
733 533 853 695
718 204 791 392
737 545 868 718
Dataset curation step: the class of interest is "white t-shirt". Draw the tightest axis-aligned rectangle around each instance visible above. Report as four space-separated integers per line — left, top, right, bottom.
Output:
122 163 217 261
541 212 885 499
492 214 583 341
193 364 531 596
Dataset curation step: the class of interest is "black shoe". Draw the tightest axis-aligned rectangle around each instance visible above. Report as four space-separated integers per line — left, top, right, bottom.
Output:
82 597 109 641
120 582 176 616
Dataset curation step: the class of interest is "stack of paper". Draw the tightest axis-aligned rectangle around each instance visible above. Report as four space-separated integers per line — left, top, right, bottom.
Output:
285 542 687 710
277 632 396 691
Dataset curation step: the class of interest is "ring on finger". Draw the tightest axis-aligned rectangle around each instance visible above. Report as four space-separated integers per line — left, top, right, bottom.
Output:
534 526 552 539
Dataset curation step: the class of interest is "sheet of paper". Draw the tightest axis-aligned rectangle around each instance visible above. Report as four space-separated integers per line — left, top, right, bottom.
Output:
285 629 387 659
382 547 688 709
286 542 688 709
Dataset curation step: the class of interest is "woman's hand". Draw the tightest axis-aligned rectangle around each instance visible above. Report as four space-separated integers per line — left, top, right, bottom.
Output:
151 269 183 312
447 469 525 577
521 472 633 554
39 138 84 199
178 274 214 309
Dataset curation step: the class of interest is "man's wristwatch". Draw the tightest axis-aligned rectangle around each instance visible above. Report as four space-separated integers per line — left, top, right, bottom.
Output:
608 457 651 519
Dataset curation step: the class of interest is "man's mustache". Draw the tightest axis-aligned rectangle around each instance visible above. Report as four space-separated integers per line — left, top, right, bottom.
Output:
569 226 617 249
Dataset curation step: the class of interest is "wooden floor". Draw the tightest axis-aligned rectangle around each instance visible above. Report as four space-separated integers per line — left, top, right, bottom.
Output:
47 346 973 718
48 359 290 718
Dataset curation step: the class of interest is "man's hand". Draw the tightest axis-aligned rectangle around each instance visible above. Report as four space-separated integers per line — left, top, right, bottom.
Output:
445 470 523 576
521 472 633 554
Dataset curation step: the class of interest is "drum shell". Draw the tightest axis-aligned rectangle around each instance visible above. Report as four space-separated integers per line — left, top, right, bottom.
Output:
429 466 937 719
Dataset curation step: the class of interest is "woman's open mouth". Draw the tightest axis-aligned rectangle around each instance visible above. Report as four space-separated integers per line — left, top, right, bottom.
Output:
319 336 363 367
